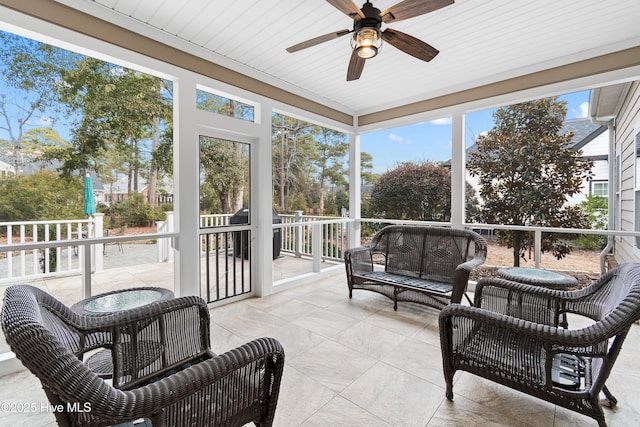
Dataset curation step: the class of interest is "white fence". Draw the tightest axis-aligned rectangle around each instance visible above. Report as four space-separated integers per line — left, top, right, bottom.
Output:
3 211 631 285
0 218 94 282
279 212 348 261
0 213 178 284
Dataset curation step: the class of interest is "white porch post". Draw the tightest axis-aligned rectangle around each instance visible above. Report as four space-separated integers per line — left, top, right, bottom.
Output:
254 102 274 297
348 131 361 248
174 74 200 297
451 111 466 228
93 213 104 271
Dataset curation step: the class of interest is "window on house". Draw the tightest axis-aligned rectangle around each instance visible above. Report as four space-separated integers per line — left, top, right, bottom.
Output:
592 182 609 197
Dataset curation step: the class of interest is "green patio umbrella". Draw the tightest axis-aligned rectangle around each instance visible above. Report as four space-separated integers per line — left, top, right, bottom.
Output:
83 173 96 216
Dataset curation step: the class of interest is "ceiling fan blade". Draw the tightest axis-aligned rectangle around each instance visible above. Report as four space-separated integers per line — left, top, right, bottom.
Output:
347 50 366 81
381 0 454 23
286 29 351 53
327 0 365 19
382 28 439 62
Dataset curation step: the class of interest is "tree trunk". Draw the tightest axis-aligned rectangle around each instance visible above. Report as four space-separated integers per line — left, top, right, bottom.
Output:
513 230 522 267
147 117 159 207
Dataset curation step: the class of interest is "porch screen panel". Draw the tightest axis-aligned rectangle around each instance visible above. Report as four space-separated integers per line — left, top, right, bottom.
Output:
199 136 251 303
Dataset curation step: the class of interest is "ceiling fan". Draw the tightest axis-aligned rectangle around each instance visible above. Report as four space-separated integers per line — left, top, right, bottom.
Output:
286 0 454 81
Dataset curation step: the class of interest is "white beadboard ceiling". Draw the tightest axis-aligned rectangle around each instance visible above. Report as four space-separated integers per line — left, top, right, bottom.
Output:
56 0 640 116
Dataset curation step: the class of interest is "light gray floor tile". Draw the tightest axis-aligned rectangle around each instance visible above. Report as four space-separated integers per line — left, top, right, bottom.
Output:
301 395 391 427
292 307 356 339
288 340 378 393
273 365 336 427
341 361 445 427
335 320 407 359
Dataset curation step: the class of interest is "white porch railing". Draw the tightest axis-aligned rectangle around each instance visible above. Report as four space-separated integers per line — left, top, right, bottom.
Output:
200 213 233 227
0 218 94 282
279 211 349 262
0 213 178 284
3 211 638 290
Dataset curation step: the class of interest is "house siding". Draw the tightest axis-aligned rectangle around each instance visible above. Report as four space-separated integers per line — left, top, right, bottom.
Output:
567 128 609 206
613 81 640 264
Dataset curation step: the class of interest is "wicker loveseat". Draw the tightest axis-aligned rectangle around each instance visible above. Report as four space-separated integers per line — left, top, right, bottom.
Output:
1 285 285 427
439 263 640 427
344 225 487 311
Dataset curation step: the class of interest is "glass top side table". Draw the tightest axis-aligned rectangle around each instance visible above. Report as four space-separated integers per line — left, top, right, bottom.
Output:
70 287 174 380
72 287 174 315
496 267 578 289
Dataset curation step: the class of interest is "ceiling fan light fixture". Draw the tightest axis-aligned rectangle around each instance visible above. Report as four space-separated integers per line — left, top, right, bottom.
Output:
352 27 382 59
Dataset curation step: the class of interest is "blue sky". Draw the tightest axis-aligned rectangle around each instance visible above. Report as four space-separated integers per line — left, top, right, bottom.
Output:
361 90 591 173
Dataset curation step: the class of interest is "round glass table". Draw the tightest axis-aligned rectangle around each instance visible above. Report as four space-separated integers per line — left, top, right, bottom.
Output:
71 287 174 379
496 267 577 328
71 287 174 315
496 267 578 289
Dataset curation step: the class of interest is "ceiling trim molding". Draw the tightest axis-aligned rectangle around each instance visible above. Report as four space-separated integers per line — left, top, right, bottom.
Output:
359 46 640 126
0 0 355 126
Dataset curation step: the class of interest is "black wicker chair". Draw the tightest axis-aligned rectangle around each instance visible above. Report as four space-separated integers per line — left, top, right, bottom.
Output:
439 263 640 427
1 285 285 427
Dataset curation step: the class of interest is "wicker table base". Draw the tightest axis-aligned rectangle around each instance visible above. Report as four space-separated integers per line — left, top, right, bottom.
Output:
497 267 578 327
71 287 174 379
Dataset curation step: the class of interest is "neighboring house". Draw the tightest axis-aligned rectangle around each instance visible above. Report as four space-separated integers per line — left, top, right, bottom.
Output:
102 175 174 206
0 153 106 206
449 117 609 207
560 118 609 206
0 159 14 177
590 81 640 265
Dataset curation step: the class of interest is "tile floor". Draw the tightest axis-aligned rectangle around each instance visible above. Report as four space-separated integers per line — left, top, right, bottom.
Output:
2 265 640 426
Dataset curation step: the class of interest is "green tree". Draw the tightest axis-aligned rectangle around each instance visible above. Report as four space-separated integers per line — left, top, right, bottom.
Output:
272 114 316 211
55 59 171 193
576 194 608 250
200 137 249 214
370 162 453 221
468 97 593 266
0 31 72 174
1 31 172 206
0 170 83 221
312 127 348 215
360 151 378 186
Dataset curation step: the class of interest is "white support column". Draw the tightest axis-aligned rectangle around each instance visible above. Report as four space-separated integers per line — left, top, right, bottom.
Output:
312 222 322 272
450 112 466 228
348 131 361 248
254 102 274 297
93 213 104 271
174 74 200 297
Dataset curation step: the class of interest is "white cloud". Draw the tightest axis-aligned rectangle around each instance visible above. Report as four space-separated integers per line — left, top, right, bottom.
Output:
388 133 411 144
40 117 52 127
428 117 452 125
579 101 589 118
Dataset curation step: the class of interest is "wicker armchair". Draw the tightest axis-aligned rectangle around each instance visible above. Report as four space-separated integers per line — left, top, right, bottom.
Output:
439 263 640 427
1 285 285 427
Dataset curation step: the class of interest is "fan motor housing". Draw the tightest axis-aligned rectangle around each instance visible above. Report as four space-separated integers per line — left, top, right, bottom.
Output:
354 2 382 32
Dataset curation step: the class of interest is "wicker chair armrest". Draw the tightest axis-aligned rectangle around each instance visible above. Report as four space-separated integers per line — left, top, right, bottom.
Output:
439 303 615 350
457 255 485 273
345 246 374 275
112 337 284 425
82 296 209 332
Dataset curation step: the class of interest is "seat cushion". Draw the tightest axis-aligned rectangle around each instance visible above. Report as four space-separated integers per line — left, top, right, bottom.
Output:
359 271 453 294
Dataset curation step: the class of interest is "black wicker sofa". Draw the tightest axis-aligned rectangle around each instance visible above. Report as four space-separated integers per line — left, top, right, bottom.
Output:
344 225 487 311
